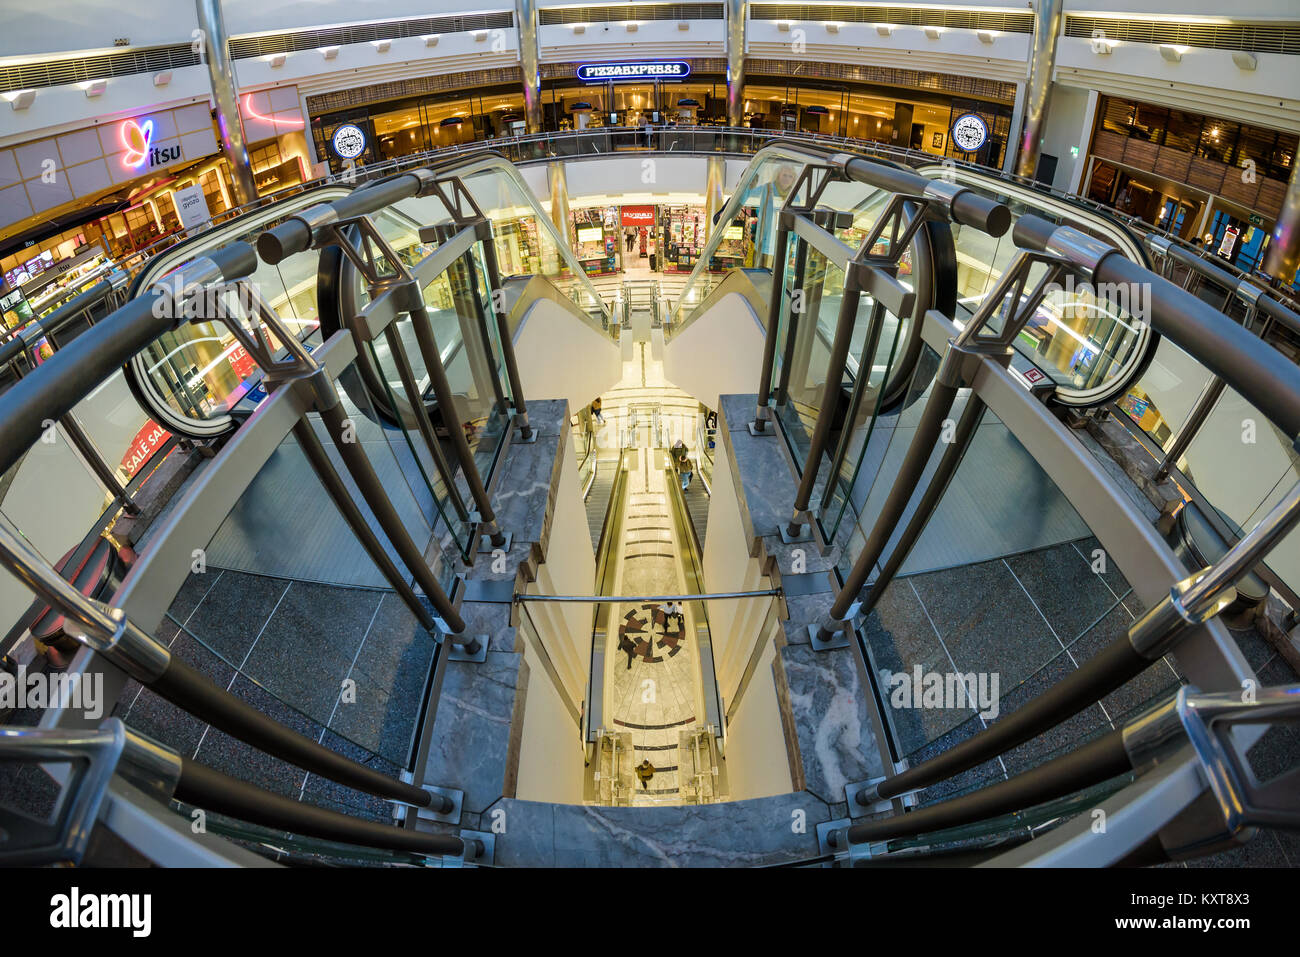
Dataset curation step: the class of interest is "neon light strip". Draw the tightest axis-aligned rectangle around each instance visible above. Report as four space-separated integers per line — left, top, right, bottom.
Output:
243 94 304 129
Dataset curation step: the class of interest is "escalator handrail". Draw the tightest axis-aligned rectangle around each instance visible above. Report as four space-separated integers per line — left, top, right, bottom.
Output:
0 243 258 479
1016 215 1300 442
1150 235 1300 339
0 273 126 369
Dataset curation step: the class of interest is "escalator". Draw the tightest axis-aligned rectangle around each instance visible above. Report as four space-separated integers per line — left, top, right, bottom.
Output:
120 153 615 453
666 142 1161 427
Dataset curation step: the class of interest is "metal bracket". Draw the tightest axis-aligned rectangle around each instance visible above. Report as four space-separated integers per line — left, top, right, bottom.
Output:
447 636 491 663
479 531 513 553
808 621 851 652
415 785 464 825
0 719 128 866
439 828 495 867
780 520 815 544
845 775 920 818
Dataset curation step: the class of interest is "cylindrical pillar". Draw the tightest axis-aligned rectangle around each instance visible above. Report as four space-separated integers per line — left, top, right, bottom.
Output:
516 0 543 133
1015 0 1065 181
195 0 257 206
704 156 726 242
725 0 747 128
1264 162 1300 283
548 161 571 239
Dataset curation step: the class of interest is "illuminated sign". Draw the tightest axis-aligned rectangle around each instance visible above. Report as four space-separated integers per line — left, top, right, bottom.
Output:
119 118 182 171
620 205 655 226
331 123 367 159
242 93 304 129
950 113 989 153
576 61 690 82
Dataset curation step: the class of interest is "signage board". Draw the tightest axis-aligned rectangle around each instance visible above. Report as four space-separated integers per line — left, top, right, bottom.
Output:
331 124 367 160
620 205 656 226
173 184 211 231
577 61 690 82
951 113 989 153
1218 227 1239 259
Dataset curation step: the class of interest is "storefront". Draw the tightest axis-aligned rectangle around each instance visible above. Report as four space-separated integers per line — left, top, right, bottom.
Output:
1082 94 1297 279
559 199 760 278
1 93 312 320
309 85 526 173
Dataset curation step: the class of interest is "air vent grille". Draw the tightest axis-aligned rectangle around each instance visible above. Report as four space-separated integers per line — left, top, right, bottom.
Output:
229 12 516 58
1065 17 1300 55
0 44 199 93
750 4 1034 33
539 4 725 25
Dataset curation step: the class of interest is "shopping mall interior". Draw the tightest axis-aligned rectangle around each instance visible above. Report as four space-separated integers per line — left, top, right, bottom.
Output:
0 0 1297 878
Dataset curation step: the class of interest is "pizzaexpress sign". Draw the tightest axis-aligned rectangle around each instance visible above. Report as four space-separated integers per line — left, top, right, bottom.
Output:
577 61 691 82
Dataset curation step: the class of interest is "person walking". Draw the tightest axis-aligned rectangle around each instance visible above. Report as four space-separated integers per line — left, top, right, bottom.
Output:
635 759 656 790
671 439 693 491
591 396 604 424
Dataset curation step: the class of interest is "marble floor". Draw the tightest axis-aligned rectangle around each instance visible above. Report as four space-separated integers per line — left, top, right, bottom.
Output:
593 342 714 806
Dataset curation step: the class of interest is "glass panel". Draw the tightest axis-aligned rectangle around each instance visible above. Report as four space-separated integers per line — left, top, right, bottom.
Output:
853 373 1181 759
772 253 845 473
1172 385 1300 597
1115 339 1216 452
672 151 807 327
161 351 445 766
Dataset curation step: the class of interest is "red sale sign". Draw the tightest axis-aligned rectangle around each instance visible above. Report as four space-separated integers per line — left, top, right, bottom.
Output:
120 422 172 479
227 343 256 379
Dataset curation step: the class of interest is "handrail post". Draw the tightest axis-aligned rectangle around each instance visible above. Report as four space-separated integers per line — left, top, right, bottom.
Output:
783 275 865 542
1152 376 1227 482
477 219 535 444
751 209 792 435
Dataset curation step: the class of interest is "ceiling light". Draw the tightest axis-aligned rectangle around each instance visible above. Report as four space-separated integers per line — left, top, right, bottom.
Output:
1232 51 1257 70
825 22 840 34
876 25 892 37
6 90 35 110
373 39 391 52
573 24 586 34
319 45 339 59
924 27 943 40
268 53 286 67
473 30 488 43
82 79 107 97
777 22 791 33
678 21 690 31
1158 44 1185 62
153 70 171 86
977 30 997 44
626 22 639 32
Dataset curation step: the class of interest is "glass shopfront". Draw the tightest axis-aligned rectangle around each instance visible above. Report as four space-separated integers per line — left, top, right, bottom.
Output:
311 87 527 172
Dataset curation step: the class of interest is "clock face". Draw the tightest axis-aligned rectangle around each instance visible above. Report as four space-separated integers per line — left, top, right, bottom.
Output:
331 124 367 160
951 114 989 153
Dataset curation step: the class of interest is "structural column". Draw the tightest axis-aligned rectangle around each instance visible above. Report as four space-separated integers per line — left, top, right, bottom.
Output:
1264 163 1300 283
195 0 257 206
704 156 726 241
725 0 747 128
516 0 543 133
548 161 571 239
1015 0 1065 181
